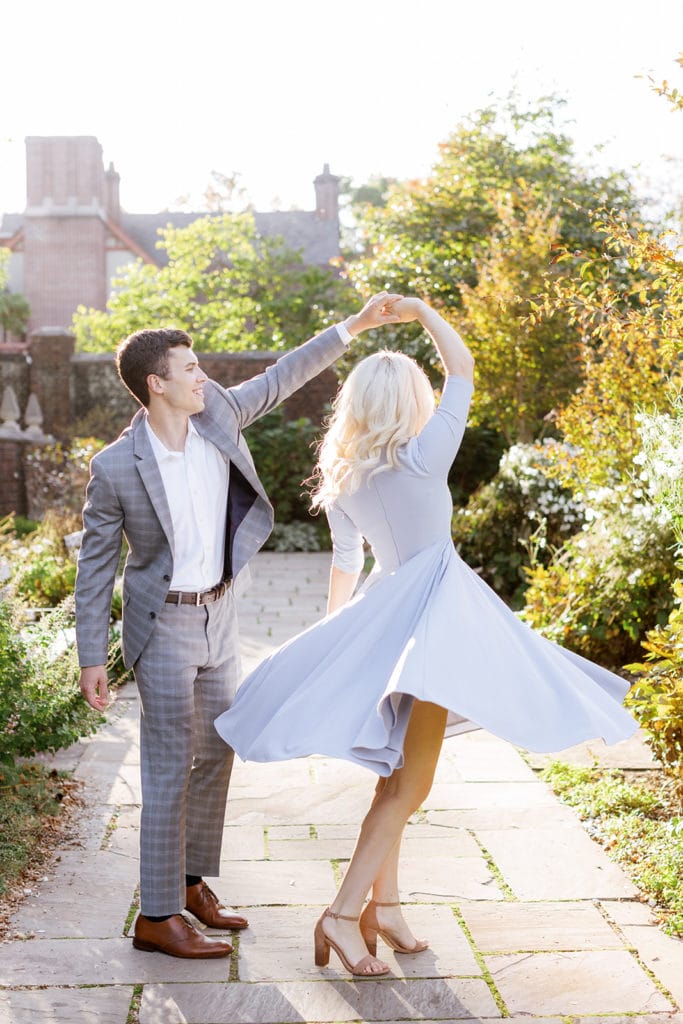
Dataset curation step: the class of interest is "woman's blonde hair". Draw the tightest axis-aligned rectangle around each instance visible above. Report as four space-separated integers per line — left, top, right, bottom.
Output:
310 350 435 509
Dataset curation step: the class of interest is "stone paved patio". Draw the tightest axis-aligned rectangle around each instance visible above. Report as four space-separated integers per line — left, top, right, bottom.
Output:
1 552 682 1024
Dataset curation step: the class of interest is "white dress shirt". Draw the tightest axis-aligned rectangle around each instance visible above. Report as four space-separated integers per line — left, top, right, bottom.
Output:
145 417 229 591
145 321 352 591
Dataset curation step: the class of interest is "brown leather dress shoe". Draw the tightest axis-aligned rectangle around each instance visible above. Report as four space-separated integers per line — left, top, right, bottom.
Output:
185 880 249 930
133 913 232 958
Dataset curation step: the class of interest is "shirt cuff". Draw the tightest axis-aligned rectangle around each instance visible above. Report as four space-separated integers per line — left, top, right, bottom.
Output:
336 321 353 346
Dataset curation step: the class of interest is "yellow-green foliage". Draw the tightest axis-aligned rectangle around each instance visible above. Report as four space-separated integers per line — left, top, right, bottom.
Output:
626 580 683 786
72 213 349 354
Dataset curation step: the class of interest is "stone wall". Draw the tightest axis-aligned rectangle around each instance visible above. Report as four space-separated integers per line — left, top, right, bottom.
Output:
0 332 340 516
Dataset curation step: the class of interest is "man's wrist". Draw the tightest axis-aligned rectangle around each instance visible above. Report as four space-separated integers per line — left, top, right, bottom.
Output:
340 315 360 340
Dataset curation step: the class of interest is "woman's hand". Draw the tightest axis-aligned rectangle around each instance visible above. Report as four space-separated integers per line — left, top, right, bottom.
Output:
343 291 405 337
386 297 427 324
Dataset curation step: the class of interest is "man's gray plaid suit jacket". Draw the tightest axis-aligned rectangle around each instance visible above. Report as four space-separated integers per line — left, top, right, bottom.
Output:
75 325 347 670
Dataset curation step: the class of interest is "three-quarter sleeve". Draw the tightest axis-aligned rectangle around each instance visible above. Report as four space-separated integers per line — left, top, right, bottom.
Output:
415 375 474 477
327 503 365 574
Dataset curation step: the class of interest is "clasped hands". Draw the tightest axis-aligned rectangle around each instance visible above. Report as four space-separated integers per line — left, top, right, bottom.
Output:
343 293 426 337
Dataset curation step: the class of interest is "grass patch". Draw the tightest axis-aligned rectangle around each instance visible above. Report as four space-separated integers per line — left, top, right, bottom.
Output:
541 761 683 936
0 762 71 899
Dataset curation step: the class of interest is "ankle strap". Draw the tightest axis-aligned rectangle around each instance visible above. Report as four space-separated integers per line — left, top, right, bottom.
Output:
370 900 400 907
325 907 358 922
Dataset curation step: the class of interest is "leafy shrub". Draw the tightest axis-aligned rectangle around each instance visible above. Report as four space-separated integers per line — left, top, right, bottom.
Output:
5 512 80 608
24 437 104 520
265 521 328 552
244 408 320 523
0 762 68 896
626 580 683 787
448 424 506 506
623 405 683 783
452 440 584 606
521 491 677 668
0 596 100 767
540 761 661 818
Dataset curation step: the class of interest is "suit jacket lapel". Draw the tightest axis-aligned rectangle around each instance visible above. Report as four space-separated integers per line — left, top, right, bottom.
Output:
132 415 175 556
193 410 268 503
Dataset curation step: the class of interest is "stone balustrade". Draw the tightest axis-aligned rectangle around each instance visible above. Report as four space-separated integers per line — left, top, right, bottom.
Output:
0 385 52 517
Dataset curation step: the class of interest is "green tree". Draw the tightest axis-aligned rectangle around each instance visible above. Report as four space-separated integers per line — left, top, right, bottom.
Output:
0 250 30 342
540 213 683 488
343 96 642 420
459 187 580 442
73 212 351 353
348 96 639 304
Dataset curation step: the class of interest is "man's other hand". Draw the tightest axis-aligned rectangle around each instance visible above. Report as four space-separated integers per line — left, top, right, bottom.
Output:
79 665 111 711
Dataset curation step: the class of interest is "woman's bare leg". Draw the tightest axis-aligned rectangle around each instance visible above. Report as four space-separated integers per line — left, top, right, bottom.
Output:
321 700 447 970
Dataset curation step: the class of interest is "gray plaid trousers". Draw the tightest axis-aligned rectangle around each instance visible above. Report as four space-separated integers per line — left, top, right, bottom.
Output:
133 590 240 916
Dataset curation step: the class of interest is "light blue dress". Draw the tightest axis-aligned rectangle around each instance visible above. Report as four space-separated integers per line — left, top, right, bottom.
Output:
214 376 638 775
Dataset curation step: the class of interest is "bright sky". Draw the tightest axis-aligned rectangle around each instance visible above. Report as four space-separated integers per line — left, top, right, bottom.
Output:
1 0 682 215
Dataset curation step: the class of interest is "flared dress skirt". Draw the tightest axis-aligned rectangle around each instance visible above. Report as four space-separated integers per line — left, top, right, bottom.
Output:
214 538 639 776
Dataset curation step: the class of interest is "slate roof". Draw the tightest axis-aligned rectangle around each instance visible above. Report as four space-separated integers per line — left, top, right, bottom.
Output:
0 213 23 240
0 209 339 267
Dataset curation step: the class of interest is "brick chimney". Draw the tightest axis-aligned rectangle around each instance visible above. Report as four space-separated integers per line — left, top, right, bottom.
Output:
23 137 108 331
314 163 340 221
105 161 121 222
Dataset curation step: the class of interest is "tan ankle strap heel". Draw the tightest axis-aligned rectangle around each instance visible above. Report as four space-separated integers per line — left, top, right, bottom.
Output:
324 908 359 922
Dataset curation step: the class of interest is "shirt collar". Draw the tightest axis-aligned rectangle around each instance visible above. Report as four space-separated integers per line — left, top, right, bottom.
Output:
145 416 199 461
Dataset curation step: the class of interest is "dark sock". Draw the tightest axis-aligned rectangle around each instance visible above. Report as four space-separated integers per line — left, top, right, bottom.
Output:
185 874 202 888
145 914 173 922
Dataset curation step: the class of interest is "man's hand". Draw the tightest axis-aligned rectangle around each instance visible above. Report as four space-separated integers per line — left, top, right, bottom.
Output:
343 291 404 337
79 665 111 711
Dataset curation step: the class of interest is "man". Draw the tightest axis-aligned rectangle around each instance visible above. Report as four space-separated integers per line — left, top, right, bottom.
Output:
76 293 401 959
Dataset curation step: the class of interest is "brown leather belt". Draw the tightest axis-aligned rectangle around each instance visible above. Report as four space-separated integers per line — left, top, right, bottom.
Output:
165 580 231 606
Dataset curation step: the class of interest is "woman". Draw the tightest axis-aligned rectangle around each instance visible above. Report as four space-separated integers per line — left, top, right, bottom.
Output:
214 297 638 977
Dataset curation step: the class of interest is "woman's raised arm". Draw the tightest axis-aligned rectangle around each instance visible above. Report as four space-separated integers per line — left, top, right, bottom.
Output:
390 298 474 382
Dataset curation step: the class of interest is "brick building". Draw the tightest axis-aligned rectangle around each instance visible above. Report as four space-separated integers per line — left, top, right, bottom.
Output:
0 136 341 334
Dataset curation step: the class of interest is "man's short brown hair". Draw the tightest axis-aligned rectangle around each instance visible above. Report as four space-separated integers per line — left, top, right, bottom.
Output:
116 328 193 407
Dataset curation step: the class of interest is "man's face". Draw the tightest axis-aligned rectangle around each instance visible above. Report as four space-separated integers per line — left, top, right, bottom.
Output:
150 346 208 414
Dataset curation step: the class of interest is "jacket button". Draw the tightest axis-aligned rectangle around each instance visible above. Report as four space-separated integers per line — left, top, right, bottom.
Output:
149 611 156 619
163 574 171 582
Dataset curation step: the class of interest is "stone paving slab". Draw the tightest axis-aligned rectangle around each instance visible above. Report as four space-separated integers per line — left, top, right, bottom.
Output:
600 899 657 926
427 805 580 829
220 824 267 860
53 801 116 854
438 736 538 783
226 782 376 825
106 825 140 861
268 828 480 861
207 859 338 906
238 904 480 981
0 937 233 986
230 759 314 787
423 781 558 810
621 925 683 1005
0 986 134 1024
311 758 388 785
475 826 638 900
574 1017 683 1024
459 901 624 952
10 850 136 939
74 760 142 805
397 857 502 902
139 978 501 1023
526 730 660 770
485 950 673 1015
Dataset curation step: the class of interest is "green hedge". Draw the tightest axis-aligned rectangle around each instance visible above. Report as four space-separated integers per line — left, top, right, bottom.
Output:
244 407 321 524
0 597 101 767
